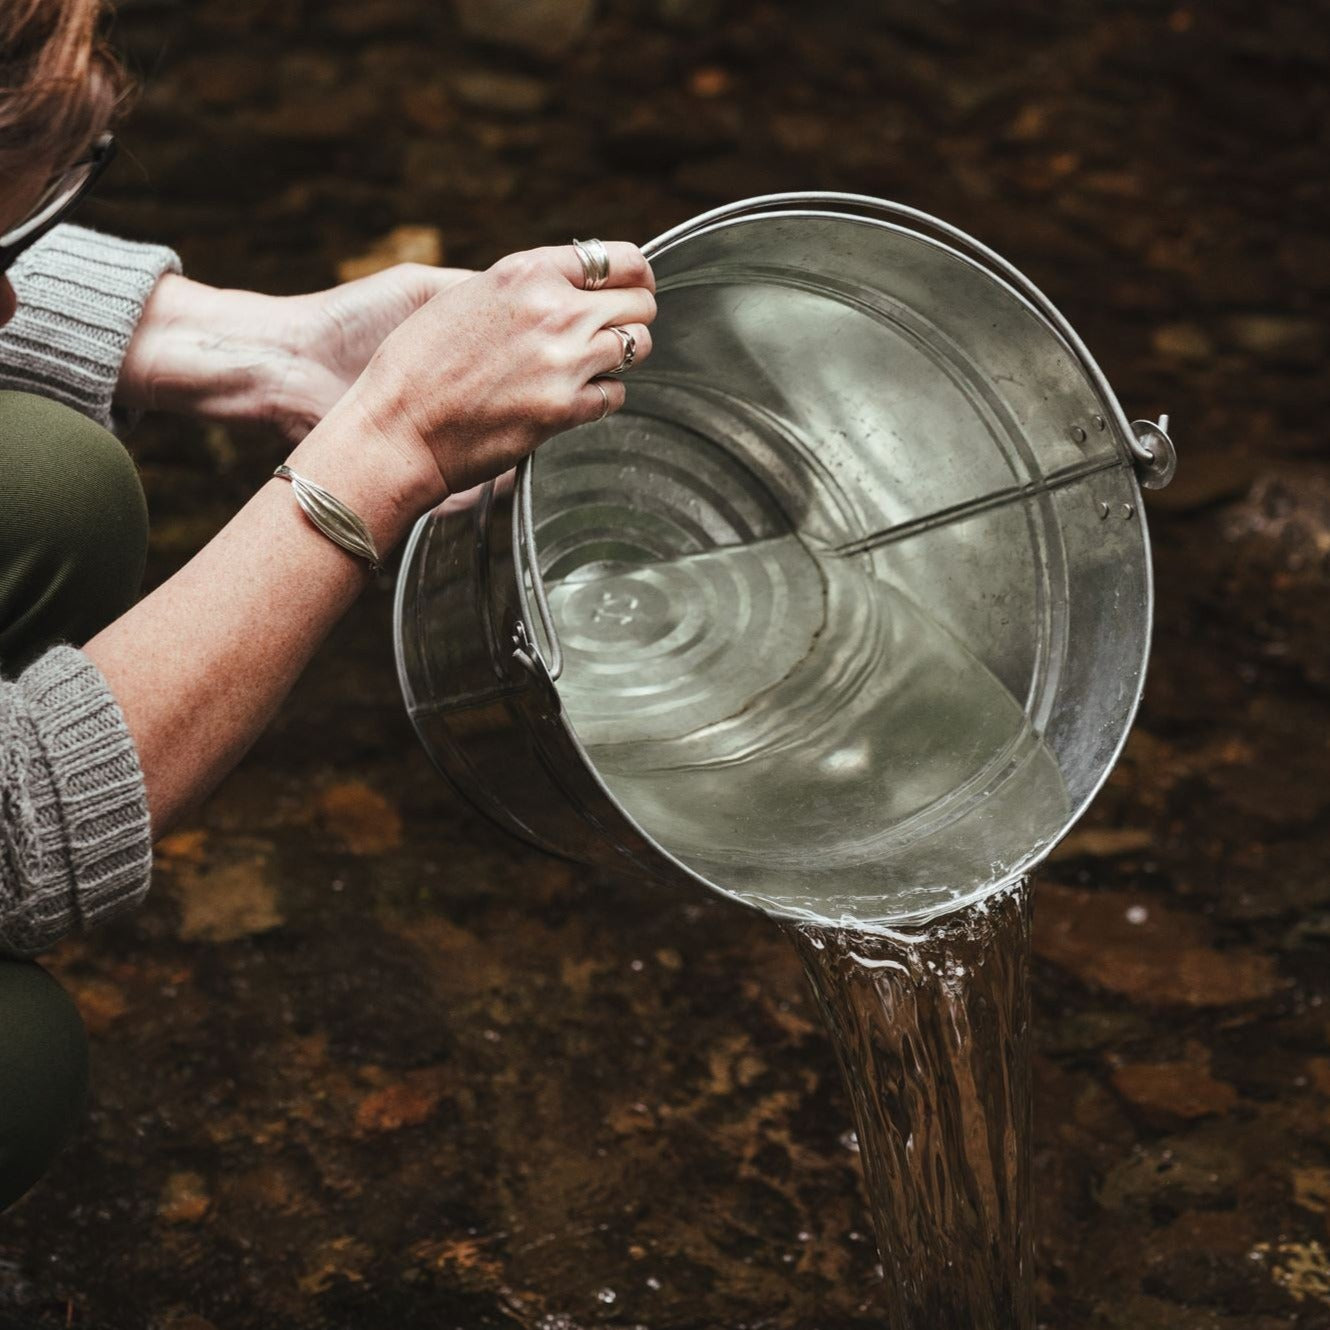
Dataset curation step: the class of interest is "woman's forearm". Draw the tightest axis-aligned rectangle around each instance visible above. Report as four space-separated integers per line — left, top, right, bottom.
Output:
83 394 441 835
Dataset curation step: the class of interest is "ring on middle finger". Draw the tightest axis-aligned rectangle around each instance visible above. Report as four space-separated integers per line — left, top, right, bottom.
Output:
607 325 636 374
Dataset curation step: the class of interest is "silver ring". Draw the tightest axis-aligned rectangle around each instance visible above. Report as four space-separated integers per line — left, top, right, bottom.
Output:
572 237 610 291
593 380 610 422
607 325 636 374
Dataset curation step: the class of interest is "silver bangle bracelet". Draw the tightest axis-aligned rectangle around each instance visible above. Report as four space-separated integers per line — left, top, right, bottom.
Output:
273 464 383 574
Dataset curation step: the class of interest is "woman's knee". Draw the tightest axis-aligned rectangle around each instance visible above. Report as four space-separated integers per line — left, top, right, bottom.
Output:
0 961 89 1213
0 391 149 669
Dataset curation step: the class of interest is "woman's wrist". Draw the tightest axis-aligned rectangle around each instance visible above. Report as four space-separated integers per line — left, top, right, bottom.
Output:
117 274 292 421
279 387 448 558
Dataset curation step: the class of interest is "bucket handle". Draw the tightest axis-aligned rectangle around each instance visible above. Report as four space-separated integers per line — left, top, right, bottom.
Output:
512 453 565 684
646 192 1177 489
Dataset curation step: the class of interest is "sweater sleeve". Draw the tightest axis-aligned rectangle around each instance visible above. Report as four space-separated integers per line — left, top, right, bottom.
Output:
0 645 152 959
0 224 181 434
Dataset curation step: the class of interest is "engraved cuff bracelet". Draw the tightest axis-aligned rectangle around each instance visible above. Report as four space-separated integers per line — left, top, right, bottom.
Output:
274 464 383 574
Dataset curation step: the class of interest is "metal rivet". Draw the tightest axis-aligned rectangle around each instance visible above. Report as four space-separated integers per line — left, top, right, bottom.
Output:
1071 425 1087 443
1093 414 1107 430
1121 503 1135 520
1098 502 1111 520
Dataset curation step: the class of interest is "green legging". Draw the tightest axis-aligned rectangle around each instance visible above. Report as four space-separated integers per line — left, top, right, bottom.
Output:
0 389 148 1214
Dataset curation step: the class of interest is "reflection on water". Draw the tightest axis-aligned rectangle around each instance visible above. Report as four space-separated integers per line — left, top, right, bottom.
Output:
551 534 1068 927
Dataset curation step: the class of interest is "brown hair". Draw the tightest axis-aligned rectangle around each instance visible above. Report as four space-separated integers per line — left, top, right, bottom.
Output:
0 0 129 176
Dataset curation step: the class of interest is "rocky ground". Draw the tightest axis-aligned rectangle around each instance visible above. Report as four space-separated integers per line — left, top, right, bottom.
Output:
3 0 1329 1327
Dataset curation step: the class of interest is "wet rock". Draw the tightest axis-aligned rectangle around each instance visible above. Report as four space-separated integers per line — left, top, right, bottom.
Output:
66 976 130 1036
1090 1293 1243 1329
1203 696 1330 827
1098 1132 1243 1213
163 53 271 108
1035 883 1285 1008
155 1312 221 1330
453 0 596 58
298 1236 373 1296
1038 1008 1152 1056
1142 1247 1289 1313
335 224 445 282
687 66 732 99
1047 826 1154 862
354 1068 448 1133
154 827 210 867
249 85 382 142
1111 1054 1239 1126
451 70 550 115
1152 322 1215 361
1224 314 1324 366
169 841 284 943
325 0 424 36
1291 1166 1330 1219
316 780 406 854
655 0 724 28
399 83 456 133
158 1172 211 1224
1250 1239 1330 1308
602 100 738 169
1145 448 1258 515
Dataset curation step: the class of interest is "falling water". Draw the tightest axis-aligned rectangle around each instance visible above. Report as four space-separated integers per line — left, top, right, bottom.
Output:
790 881 1034 1329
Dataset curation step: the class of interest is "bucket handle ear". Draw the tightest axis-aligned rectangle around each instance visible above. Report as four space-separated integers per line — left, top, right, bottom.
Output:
512 453 565 684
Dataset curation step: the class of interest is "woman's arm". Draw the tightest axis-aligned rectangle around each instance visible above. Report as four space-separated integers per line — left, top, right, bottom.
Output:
82 390 429 832
86 242 656 835
114 263 475 444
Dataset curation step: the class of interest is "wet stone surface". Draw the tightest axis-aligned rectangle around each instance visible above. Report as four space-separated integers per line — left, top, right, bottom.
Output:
2 0 1329 1326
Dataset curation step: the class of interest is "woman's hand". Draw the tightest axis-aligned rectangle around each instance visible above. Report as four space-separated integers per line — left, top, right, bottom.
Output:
116 263 475 442
343 241 656 500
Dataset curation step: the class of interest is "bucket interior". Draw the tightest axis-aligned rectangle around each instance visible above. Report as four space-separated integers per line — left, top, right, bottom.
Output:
530 210 1150 927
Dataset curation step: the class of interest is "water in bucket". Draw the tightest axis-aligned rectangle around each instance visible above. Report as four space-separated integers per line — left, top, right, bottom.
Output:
542 468 1071 928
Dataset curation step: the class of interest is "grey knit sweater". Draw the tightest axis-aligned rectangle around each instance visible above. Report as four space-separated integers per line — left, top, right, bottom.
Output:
0 224 180 958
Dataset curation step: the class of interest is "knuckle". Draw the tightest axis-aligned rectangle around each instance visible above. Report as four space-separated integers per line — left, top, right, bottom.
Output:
522 287 564 328
493 249 538 283
534 338 571 376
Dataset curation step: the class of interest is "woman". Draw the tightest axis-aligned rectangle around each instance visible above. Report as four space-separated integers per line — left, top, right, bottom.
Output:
0 0 655 1213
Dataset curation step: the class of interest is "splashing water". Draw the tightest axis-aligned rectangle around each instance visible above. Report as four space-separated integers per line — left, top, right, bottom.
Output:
791 881 1034 1328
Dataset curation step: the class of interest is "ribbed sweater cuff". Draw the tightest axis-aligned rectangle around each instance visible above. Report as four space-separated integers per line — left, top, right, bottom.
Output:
0 223 181 433
0 646 152 957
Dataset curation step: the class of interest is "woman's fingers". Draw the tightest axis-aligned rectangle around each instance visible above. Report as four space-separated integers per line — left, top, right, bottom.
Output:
574 375 627 426
582 285 657 332
546 241 655 293
587 322 653 377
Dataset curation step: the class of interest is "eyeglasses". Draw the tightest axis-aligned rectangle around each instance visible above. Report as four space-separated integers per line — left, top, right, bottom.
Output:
0 133 117 274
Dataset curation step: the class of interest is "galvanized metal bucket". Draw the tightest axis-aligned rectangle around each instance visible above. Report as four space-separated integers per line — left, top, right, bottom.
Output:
393 193 1174 929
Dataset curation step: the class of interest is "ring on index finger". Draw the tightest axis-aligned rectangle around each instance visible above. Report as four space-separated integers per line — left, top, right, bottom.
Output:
572 238 610 291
